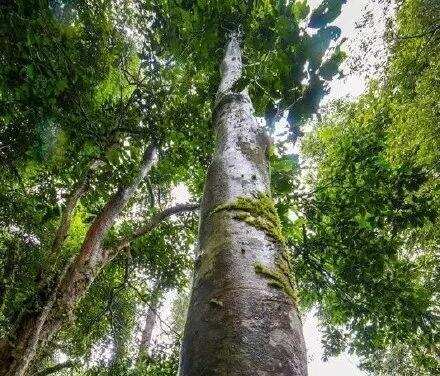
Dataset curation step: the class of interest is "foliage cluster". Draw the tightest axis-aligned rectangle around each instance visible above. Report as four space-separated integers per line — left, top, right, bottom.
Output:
295 0 440 373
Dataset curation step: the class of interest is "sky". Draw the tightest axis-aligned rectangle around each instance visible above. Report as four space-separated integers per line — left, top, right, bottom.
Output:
317 0 391 104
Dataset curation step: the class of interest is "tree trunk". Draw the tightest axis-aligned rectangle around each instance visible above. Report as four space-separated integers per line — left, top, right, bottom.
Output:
179 32 308 376
139 305 157 352
137 280 161 362
0 147 199 376
0 203 196 376
1 146 158 376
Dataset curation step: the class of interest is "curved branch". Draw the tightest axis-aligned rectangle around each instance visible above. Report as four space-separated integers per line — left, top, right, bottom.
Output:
77 145 157 263
44 145 158 338
49 162 100 258
32 361 76 376
111 202 200 255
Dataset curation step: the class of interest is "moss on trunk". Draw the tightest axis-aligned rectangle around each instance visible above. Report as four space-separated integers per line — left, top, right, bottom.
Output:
211 193 298 304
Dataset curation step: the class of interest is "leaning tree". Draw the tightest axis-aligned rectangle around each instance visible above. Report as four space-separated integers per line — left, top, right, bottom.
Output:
0 0 208 374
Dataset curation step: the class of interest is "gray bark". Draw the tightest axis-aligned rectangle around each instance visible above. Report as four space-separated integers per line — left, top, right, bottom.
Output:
57 146 158 317
179 32 308 376
137 280 162 361
139 305 157 353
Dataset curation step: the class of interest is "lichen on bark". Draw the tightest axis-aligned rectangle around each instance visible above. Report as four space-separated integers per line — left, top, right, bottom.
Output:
254 251 298 304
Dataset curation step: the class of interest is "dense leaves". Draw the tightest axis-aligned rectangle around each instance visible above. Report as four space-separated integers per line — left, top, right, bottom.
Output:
151 0 346 137
296 0 440 373
0 0 203 373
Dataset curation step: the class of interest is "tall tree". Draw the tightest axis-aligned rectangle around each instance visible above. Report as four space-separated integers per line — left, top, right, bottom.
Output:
153 1 347 374
0 0 204 373
180 31 307 375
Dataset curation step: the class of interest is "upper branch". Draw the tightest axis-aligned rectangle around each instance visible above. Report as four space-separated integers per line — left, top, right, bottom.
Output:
50 160 102 258
110 202 200 255
78 144 157 261
216 31 243 100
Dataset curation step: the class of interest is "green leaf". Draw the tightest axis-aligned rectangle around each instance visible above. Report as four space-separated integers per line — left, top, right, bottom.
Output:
291 0 310 20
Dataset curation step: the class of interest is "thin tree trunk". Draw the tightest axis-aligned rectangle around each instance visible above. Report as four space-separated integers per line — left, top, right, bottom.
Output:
137 280 161 362
179 32 308 375
139 305 157 353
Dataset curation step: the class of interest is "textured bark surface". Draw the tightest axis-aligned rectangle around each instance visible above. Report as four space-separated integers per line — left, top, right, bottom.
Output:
2 147 159 376
139 305 157 352
179 33 308 376
0 339 15 374
58 145 158 316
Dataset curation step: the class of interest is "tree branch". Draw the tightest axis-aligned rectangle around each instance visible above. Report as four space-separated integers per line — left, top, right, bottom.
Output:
50 160 102 258
55 144 158 319
110 202 200 255
32 361 76 376
145 176 156 210
78 145 157 262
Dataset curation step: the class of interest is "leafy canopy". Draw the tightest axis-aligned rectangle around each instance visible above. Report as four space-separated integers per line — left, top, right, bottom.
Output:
296 0 440 373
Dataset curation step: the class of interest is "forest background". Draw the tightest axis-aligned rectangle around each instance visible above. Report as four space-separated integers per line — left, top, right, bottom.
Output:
0 0 438 375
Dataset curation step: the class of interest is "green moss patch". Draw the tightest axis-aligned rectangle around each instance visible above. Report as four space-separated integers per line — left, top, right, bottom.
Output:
211 193 297 303
211 193 285 244
254 250 297 304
